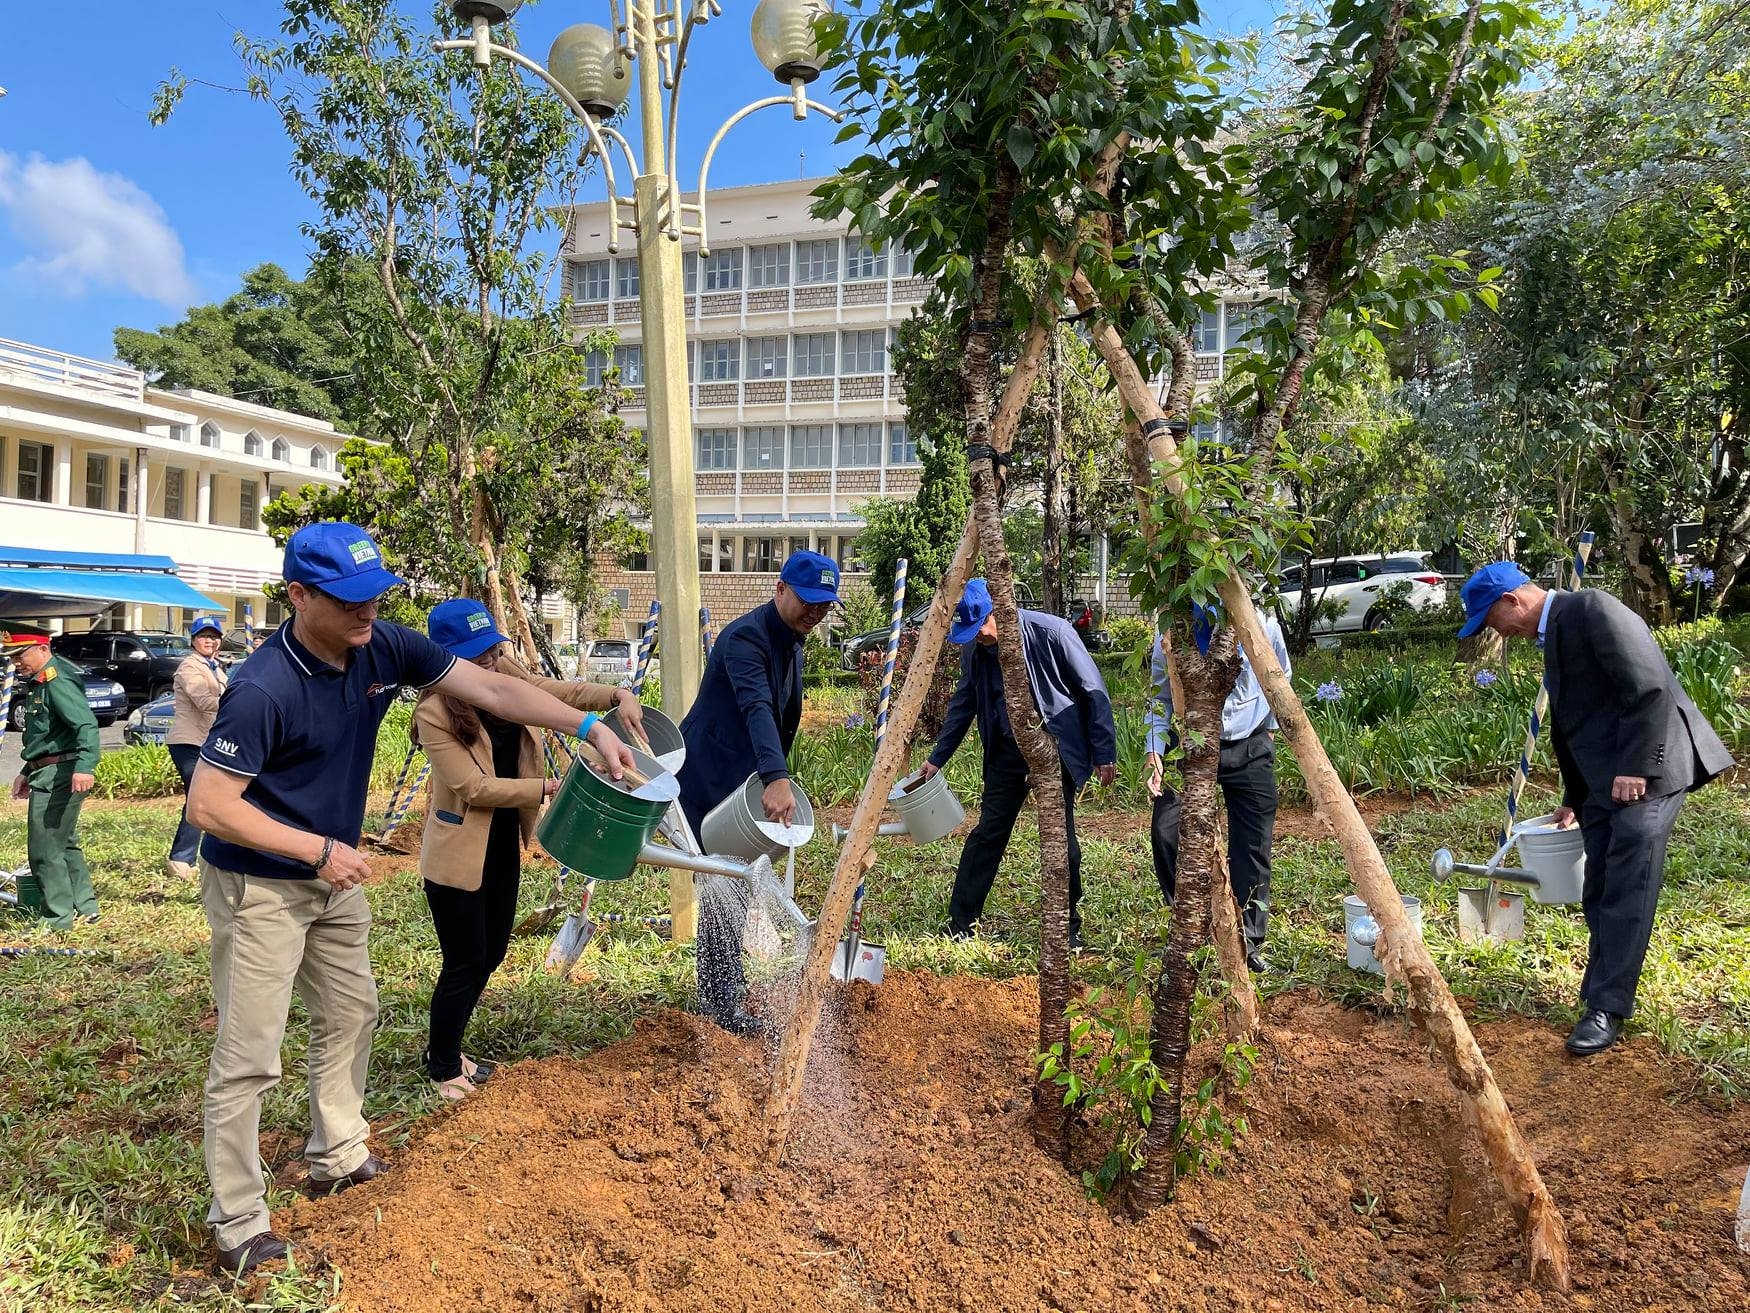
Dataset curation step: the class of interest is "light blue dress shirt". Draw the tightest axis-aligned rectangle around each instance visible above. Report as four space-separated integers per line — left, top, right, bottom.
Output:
1536 588 1556 647
1144 615 1291 755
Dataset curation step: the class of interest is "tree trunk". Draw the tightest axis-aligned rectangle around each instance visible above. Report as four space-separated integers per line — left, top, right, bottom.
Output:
1041 331 1068 615
1607 467 1677 625
1124 630 1240 1214
1071 270 1571 1292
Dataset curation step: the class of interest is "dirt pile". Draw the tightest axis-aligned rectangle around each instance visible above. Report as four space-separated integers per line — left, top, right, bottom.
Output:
289 973 1750 1311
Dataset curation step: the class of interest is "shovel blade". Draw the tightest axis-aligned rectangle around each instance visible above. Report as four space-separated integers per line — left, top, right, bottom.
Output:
514 902 563 936
829 940 886 985
544 913 595 975
1736 1163 1750 1254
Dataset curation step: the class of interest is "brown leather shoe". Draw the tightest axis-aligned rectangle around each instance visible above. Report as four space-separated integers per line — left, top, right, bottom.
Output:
216 1229 288 1275
306 1152 388 1197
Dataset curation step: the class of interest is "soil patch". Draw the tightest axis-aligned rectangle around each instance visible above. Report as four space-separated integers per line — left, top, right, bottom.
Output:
288 974 1750 1311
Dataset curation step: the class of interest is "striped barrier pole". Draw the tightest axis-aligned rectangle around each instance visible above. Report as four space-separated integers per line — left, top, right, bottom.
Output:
700 606 715 661
1497 530 1596 856
243 604 255 650
844 558 907 975
377 758 431 845
633 600 660 695
595 913 673 928
379 745 420 828
0 658 14 754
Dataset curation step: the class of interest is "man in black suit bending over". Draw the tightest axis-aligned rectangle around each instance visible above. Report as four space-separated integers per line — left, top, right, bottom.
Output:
1457 562 1733 1055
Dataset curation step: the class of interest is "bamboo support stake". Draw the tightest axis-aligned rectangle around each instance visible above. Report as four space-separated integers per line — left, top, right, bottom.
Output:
1070 270 1569 1292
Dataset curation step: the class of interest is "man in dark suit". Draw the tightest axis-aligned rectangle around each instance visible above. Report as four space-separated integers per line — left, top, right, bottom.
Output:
920 579 1118 948
678 550 839 1035
1458 562 1732 1055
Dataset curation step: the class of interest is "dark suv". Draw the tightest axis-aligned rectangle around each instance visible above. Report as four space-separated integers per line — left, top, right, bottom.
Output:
51 630 192 707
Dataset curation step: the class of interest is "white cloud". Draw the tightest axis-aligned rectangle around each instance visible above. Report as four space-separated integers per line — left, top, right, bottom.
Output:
0 151 197 307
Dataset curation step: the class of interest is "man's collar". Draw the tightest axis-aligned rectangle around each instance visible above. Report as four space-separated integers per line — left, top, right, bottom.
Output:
763 599 806 648
1536 590 1558 648
282 618 345 676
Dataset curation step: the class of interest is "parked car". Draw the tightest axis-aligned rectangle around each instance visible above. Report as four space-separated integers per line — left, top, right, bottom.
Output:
124 691 178 746
7 667 127 733
50 630 194 706
839 583 1043 669
583 637 638 686
1276 552 1448 633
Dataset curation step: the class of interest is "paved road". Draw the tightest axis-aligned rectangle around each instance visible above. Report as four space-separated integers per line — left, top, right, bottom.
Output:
0 720 129 782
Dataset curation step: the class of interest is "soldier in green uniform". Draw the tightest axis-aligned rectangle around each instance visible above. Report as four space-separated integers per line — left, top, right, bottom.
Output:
4 628 101 930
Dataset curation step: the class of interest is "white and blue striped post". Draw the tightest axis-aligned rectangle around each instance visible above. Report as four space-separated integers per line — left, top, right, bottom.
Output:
632 600 660 695
700 606 716 661
1498 530 1596 854
378 757 431 845
243 603 255 649
844 558 907 975
0 658 15 755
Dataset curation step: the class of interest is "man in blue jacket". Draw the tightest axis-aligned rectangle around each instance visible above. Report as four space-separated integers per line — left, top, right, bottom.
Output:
678 549 839 1034
919 579 1118 948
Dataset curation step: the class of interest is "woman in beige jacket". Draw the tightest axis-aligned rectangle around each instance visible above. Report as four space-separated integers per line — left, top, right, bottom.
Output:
414 599 645 1099
166 616 228 878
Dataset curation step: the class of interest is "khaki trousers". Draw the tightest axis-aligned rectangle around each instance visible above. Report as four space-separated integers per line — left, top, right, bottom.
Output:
201 861 378 1250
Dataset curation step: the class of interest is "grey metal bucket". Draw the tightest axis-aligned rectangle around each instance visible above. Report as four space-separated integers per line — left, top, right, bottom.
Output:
604 703 685 775
700 772 816 860
1344 893 1423 976
887 768 966 845
1512 813 1585 905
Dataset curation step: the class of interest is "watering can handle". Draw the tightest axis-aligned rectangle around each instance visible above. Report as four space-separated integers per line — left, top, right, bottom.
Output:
574 738 651 790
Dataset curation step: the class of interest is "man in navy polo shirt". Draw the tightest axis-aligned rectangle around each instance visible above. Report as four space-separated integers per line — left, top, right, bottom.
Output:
186 522 635 1275
678 549 838 1035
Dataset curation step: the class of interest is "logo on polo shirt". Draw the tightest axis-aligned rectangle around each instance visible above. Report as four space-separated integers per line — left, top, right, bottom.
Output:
348 540 378 565
468 613 491 631
213 737 240 758
365 682 401 699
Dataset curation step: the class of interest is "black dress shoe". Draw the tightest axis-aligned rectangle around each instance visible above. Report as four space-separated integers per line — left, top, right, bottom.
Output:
1564 1009 1624 1056
307 1152 388 1197
216 1229 288 1275
1068 930 1087 953
711 1008 771 1039
1245 949 1270 973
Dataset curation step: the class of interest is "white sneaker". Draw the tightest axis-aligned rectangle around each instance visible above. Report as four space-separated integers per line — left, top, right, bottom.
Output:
165 860 196 880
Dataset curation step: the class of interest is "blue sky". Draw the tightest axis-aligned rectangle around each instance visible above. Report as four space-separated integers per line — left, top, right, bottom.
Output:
0 0 1281 364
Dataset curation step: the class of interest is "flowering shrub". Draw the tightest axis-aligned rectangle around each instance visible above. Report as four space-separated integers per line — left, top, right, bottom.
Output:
1315 680 1343 703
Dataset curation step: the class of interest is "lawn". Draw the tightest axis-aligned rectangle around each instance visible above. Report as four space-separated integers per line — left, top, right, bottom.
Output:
3 768 1749 1310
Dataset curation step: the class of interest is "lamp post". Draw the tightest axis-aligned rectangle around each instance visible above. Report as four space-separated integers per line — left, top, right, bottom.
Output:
440 0 840 942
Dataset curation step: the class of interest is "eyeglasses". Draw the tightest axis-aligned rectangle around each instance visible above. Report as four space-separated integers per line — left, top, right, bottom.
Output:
304 584 383 616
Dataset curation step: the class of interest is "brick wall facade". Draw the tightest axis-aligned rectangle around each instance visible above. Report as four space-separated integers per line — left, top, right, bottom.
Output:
795 286 837 310
594 565 876 637
743 380 785 404
839 375 886 401
747 289 789 313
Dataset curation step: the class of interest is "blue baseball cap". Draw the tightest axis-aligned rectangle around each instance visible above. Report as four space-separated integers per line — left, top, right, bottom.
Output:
778 549 842 604
283 522 405 603
428 598 510 660
1456 561 1531 638
950 578 995 645
189 616 224 639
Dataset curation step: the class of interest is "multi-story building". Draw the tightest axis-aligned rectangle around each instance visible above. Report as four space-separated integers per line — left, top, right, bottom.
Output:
0 336 351 635
567 177 1270 635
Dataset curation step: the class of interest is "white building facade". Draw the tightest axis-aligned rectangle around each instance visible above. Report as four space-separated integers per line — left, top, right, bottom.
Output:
0 336 350 634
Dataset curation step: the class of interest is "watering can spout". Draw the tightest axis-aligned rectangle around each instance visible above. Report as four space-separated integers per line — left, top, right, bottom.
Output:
830 820 908 844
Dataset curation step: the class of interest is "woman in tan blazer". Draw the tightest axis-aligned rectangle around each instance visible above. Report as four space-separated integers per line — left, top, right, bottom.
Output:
415 599 645 1099
166 616 228 878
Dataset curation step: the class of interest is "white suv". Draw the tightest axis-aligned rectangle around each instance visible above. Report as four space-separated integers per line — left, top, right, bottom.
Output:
582 637 639 686
1277 552 1448 633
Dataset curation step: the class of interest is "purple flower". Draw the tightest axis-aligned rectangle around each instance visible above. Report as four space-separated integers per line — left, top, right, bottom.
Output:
1685 566 1717 590
1315 681 1343 703
1474 669 1498 688
844 713 866 729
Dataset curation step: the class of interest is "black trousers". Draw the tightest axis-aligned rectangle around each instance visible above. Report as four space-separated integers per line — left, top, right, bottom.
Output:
423 810 521 1081
948 733 1084 937
1578 788 1684 1018
1151 727 1279 950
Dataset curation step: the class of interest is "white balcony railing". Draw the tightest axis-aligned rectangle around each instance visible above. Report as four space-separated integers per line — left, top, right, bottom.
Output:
0 338 144 402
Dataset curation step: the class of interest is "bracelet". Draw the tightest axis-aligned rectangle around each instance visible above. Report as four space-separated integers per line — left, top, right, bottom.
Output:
577 713 599 741
314 836 335 873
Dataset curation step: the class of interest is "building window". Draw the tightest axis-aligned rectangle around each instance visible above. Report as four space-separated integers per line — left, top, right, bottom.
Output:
613 344 644 385
84 453 108 510
164 466 186 520
702 248 742 291
748 243 789 288
310 447 328 470
240 479 258 529
117 457 130 513
746 336 787 379
742 425 784 470
892 246 917 278
615 257 640 299
683 251 698 295
789 424 832 468
889 421 918 465
265 599 285 626
16 441 51 502
1225 301 1266 350
841 329 887 375
583 348 610 388
169 423 191 443
792 332 834 377
696 426 737 470
838 422 882 467
571 259 610 302
200 422 221 449
742 536 781 572
1196 307 1221 353
698 338 740 382
244 430 264 457
271 438 290 463
845 237 887 280
795 238 838 285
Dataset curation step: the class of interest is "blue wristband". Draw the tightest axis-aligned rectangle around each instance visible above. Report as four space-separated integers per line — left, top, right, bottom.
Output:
577 713 599 741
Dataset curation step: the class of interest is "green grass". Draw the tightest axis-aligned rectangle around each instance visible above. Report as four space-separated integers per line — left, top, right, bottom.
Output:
4 761 1750 1306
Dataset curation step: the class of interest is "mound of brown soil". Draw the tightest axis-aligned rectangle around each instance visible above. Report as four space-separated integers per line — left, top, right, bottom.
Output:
288 974 1750 1311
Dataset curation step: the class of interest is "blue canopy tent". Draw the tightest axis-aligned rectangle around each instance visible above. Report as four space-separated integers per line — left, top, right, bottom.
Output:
0 547 226 622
